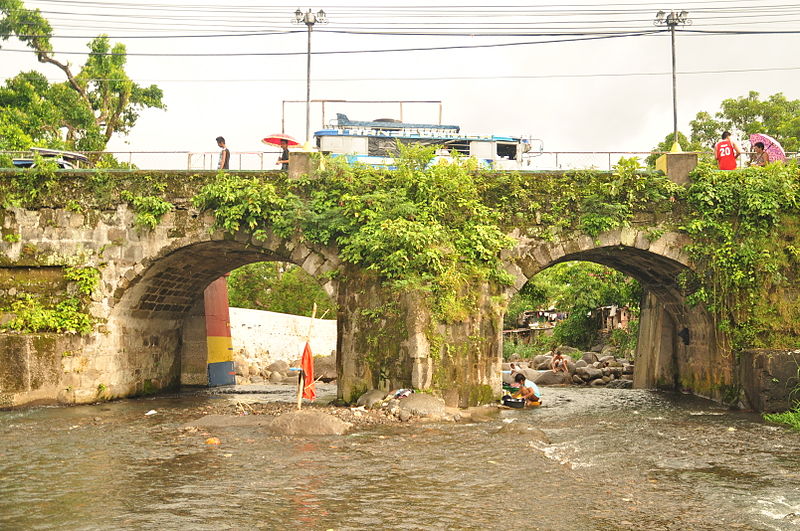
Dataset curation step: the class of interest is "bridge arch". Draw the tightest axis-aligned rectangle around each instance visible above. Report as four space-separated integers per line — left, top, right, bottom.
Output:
93 221 341 396
505 229 733 400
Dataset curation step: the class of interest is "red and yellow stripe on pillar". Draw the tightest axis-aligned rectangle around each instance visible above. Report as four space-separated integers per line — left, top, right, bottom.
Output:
204 275 236 386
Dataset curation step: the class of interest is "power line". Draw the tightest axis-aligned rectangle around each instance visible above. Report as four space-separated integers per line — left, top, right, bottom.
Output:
30 64 800 84
0 30 661 56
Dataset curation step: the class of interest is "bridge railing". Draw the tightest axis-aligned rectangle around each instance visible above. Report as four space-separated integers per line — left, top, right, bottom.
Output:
0 150 285 171
1 150 798 171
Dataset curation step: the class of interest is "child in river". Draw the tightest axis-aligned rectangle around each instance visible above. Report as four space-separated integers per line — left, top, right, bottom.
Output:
550 350 569 374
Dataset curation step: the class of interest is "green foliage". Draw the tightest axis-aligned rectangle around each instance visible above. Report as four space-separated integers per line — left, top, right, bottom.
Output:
64 265 100 296
502 336 551 360
192 172 298 239
3 233 19 242
3 153 59 205
505 261 641 350
502 157 683 240
227 262 336 317
610 319 639 356
763 407 800 431
195 146 516 320
3 294 92 333
690 91 800 151
551 312 596 350
0 1 165 151
120 190 173 230
1 264 98 334
681 162 800 349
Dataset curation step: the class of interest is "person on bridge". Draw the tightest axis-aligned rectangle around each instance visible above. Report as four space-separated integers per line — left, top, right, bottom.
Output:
216 136 230 170
277 138 290 171
714 131 741 170
750 141 771 167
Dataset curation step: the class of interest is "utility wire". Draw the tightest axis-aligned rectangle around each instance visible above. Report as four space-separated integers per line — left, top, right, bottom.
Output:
46 64 800 84
0 30 661 56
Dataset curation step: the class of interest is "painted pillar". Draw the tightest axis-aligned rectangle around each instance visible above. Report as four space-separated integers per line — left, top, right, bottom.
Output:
204 275 236 386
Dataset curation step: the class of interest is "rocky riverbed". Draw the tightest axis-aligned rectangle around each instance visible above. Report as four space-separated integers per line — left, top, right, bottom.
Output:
505 345 635 388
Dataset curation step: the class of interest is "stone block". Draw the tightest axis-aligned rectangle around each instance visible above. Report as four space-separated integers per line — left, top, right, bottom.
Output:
655 152 698 186
598 229 622 248
634 231 651 251
288 152 319 180
740 349 800 412
301 251 324 277
620 227 637 247
290 242 312 264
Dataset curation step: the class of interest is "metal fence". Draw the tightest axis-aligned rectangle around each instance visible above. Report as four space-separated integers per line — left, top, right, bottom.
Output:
1 150 797 171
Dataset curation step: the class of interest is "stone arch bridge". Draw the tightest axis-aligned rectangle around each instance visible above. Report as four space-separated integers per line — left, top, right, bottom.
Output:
0 170 757 409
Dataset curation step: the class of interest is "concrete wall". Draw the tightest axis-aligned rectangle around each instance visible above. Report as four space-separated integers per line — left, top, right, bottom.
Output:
229 307 337 364
740 349 800 412
0 333 84 407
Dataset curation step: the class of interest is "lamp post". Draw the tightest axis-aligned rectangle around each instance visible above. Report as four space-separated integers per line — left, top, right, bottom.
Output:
294 8 327 145
654 10 691 148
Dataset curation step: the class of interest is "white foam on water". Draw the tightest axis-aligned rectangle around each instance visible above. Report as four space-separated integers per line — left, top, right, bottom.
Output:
530 441 594 470
754 496 800 527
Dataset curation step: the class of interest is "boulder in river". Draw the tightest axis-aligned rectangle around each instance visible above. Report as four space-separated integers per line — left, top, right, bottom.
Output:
576 367 603 381
582 352 599 364
531 370 572 386
356 389 387 408
396 394 446 420
267 360 289 374
313 355 337 381
269 410 352 436
532 355 550 367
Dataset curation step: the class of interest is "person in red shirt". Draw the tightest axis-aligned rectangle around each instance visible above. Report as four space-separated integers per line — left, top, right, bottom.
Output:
714 131 741 170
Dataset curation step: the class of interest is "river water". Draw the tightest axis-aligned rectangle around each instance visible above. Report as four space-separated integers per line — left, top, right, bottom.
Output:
1 386 799 531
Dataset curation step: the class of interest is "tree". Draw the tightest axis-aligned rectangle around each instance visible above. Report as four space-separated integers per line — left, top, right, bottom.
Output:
645 131 705 168
0 0 165 151
505 261 641 331
227 262 337 318
690 91 800 152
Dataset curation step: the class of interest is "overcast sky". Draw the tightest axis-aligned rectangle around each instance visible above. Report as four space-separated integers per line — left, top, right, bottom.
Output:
2 0 800 168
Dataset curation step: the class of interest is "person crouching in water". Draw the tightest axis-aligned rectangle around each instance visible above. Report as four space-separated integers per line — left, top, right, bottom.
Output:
513 373 541 406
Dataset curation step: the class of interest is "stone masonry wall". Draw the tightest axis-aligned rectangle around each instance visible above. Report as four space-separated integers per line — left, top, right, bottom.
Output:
0 201 339 405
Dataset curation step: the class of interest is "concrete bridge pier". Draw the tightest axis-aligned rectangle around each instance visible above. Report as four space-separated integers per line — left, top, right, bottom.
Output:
335 267 503 406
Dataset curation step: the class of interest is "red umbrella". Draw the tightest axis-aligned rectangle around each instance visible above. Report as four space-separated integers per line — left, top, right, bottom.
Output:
262 133 300 147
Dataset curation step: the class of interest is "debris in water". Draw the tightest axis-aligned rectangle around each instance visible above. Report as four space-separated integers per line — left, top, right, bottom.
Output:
205 437 221 445
145 410 157 416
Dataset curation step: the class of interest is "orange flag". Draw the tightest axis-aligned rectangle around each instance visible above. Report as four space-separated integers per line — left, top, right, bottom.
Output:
301 341 316 400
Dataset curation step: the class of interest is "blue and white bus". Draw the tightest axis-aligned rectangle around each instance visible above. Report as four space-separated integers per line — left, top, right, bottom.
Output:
314 114 542 169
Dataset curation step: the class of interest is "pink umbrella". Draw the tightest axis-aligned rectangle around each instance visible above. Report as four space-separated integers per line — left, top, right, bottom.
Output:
749 133 787 163
262 133 300 147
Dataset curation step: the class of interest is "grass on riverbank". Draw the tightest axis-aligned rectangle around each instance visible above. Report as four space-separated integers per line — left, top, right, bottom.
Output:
763 407 800 431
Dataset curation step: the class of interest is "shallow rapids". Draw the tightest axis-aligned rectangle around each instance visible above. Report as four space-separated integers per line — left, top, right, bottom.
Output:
1 386 798 530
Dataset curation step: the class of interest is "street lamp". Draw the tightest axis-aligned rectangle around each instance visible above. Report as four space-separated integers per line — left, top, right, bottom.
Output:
294 8 328 145
654 10 691 148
